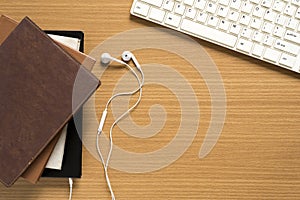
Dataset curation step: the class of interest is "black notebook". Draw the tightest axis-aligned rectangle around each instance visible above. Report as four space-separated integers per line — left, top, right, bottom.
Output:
42 31 86 178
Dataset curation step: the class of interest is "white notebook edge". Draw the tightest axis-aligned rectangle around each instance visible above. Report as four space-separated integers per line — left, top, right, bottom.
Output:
45 33 81 170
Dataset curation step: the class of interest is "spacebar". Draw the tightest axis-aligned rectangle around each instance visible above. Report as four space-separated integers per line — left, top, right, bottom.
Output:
181 19 237 48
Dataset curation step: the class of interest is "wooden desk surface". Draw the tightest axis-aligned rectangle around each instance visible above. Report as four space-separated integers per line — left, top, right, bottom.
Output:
1 0 300 199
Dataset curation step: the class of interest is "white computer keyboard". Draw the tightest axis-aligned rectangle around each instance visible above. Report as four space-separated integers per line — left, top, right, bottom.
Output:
130 0 300 73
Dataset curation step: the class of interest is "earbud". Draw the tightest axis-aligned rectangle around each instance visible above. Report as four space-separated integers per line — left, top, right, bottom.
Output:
100 53 112 65
97 50 144 200
121 51 141 70
121 51 132 62
100 51 141 71
101 53 126 65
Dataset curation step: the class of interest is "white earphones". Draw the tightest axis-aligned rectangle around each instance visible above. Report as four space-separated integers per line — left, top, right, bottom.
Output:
97 51 144 200
122 51 142 70
101 52 125 65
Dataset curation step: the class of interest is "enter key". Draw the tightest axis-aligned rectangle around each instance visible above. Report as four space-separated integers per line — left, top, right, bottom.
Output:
274 39 300 56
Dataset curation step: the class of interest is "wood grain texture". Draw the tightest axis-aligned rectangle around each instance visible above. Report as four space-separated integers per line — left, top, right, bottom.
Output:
1 0 300 199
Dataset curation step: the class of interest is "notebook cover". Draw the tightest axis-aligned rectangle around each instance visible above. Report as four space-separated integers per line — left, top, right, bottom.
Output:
0 15 96 184
0 15 17 44
21 134 61 183
0 15 96 71
42 31 86 178
0 17 100 187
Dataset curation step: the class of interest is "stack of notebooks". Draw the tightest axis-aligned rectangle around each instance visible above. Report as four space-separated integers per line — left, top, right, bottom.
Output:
0 15 100 187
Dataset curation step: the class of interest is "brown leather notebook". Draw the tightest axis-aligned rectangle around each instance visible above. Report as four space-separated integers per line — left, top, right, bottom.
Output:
0 15 96 71
0 17 100 187
21 134 61 183
0 15 96 184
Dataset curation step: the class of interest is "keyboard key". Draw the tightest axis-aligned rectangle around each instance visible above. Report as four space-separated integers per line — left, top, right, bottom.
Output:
237 38 253 53
184 0 195 6
241 28 253 39
207 16 219 27
219 19 231 31
149 7 166 22
141 0 163 7
252 31 264 42
217 6 230 17
195 0 207 9
186 7 197 19
196 12 208 23
181 19 237 47
284 4 297 16
163 0 175 11
230 24 241 35
228 11 240 21
274 39 300 55
250 18 263 29
286 18 299 30
261 0 273 8
165 13 181 27
273 26 285 37
175 3 186 15
250 0 260 4
253 6 266 18
230 0 242 10
279 53 297 68
275 14 287 25
206 2 218 13
252 44 264 57
273 0 286 12
284 30 300 45
261 22 274 34
296 8 300 19
291 0 300 6
264 9 277 22
263 35 275 46
133 2 150 16
241 1 253 13
240 14 251 25
219 0 230 5
263 48 281 62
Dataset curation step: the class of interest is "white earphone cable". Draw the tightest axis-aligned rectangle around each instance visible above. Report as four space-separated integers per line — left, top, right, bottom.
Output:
97 59 144 200
68 178 73 200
